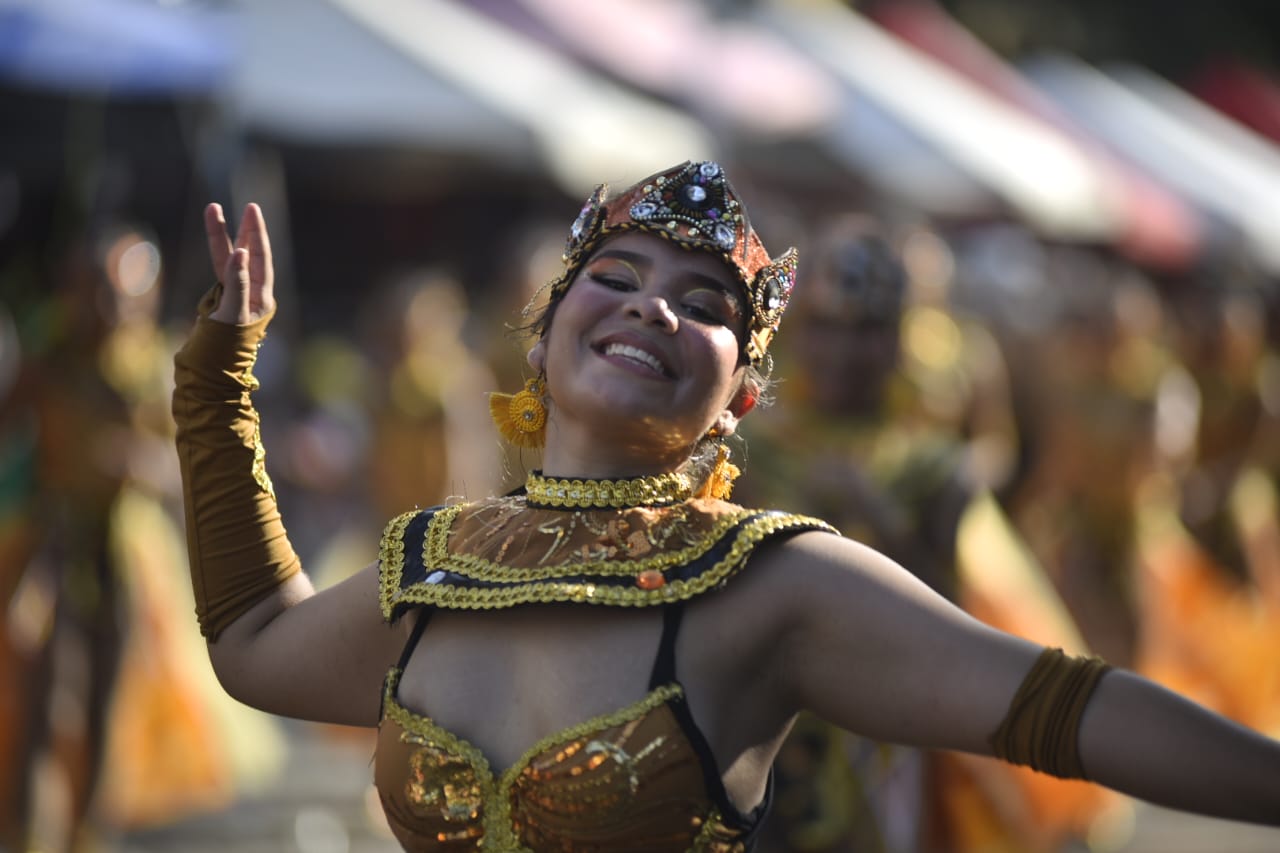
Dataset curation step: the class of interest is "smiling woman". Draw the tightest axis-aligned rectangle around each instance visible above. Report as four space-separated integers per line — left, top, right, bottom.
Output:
171 160 1280 852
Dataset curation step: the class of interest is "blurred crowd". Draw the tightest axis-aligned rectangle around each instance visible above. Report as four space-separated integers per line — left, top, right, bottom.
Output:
3 0 1280 852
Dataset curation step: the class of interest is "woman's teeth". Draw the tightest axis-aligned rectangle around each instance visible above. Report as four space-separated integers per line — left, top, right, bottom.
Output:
604 342 668 376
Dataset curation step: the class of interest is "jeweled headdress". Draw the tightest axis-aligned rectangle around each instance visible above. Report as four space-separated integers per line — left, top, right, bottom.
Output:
547 160 798 364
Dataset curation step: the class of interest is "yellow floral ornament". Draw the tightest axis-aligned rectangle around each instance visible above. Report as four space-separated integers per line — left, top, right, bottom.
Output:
694 443 740 501
489 377 547 448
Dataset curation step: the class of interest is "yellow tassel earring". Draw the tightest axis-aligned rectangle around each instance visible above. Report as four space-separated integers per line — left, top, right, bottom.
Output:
694 436 741 501
489 376 547 448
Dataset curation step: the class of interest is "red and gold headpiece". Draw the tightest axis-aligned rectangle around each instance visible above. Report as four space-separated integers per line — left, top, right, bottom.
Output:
548 160 798 364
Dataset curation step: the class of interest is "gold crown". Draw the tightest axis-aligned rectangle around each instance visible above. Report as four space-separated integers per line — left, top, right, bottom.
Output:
549 161 797 364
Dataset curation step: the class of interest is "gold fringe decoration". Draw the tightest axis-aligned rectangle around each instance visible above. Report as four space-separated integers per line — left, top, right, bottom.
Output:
694 443 740 501
489 377 547 448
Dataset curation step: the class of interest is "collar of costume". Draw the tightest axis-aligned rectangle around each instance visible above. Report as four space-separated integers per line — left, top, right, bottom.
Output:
548 160 798 365
378 496 835 618
525 469 692 509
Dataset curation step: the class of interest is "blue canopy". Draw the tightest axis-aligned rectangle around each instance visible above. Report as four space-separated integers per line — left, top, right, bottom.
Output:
0 0 232 96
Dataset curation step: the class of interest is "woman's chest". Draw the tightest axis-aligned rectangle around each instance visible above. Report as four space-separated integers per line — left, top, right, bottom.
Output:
390 599 777 778
396 608 673 765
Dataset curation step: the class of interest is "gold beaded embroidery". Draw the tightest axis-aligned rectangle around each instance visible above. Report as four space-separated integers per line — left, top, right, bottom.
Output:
526 470 692 508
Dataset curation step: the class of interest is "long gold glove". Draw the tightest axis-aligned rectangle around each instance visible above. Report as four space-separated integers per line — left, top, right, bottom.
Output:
172 285 300 639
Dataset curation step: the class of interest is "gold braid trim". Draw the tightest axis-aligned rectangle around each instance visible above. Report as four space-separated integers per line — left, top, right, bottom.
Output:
377 510 417 622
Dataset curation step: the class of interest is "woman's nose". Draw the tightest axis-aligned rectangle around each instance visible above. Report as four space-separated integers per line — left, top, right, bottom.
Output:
627 292 679 333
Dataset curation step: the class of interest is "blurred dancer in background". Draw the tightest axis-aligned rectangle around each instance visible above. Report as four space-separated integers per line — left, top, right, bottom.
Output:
740 218 1116 853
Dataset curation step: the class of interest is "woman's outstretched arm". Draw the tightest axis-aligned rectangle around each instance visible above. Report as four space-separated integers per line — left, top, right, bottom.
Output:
768 530 1280 826
174 202 404 727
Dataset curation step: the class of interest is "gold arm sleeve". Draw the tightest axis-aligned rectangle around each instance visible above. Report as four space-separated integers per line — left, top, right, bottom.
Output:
988 646 1112 779
172 286 301 640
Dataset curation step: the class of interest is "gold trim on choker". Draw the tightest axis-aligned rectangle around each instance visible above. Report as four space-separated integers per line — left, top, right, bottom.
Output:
525 470 692 508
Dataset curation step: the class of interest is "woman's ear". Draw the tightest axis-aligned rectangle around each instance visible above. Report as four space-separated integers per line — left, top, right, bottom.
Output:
712 387 757 439
713 411 740 439
527 339 547 372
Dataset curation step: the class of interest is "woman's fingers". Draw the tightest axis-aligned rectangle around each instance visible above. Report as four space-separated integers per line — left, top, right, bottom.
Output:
209 248 251 325
204 203 234 284
235 203 275 310
203 202 277 325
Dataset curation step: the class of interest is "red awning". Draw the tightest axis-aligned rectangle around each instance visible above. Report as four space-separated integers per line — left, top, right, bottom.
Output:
869 0 1202 271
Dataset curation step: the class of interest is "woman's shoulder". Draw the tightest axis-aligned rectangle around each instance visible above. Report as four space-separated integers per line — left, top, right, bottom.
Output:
730 521 918 607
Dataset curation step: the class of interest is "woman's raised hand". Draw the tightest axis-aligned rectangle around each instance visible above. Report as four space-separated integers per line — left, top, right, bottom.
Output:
204 202 275 325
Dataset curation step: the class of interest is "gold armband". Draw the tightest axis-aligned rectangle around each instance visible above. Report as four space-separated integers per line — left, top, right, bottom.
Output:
172 285 301 639
988 647 1112 779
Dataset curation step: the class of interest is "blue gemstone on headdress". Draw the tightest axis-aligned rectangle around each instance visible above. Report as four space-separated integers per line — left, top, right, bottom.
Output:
684 185 708 205
631 201 658 219
714 223 736 250
699 162 721 179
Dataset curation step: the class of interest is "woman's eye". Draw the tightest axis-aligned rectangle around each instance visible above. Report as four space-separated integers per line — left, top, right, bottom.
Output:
589 272 634 291
683 302 727 325
684 304 714 322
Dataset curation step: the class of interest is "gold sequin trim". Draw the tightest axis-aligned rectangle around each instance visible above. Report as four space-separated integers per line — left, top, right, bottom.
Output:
526 470 692 508
383 669 683 851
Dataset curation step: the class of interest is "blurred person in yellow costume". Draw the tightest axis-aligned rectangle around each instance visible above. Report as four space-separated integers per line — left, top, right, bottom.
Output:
0 225 146 851
1133 270 1280 742
737 218 1122 853
996 254 1174 673
91 225 286 836
360 270 504 526
473 219 586 491
292 271 505 779
0 224 283 851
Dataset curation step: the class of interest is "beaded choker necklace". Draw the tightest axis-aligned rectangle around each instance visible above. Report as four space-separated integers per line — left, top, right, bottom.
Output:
525 470 693 509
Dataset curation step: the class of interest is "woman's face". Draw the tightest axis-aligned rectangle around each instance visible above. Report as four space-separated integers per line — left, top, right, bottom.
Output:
534 232 750 455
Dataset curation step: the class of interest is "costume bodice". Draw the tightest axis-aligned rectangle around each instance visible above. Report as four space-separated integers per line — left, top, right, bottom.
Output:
372 492 834 851
375 605 762 852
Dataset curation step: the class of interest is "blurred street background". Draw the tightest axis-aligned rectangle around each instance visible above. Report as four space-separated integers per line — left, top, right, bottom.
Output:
2 0 1280 851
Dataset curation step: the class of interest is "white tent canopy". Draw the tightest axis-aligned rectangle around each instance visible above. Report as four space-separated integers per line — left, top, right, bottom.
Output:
232 0 715 195
762 0 1125 242
232 0 531 162
1026 54 1280 274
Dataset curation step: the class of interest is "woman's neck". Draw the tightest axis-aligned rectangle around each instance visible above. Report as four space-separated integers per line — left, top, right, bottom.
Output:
539 417 694 481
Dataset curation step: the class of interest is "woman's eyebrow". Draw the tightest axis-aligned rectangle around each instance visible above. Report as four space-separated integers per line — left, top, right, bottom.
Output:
592 248 651 269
